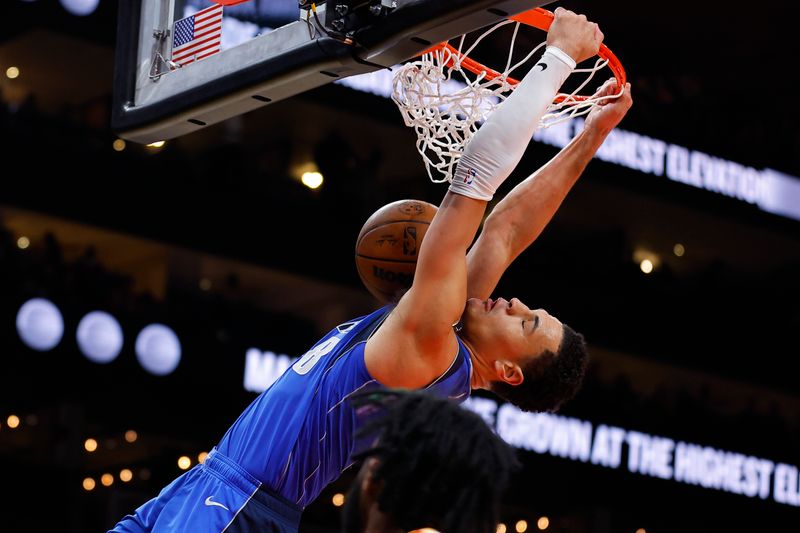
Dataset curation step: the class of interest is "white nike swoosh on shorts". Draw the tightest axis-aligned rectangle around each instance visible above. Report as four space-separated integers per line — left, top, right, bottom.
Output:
204 496 230 511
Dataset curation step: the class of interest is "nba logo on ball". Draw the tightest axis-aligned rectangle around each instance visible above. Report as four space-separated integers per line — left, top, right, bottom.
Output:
356 199 438 303
403 227 418 255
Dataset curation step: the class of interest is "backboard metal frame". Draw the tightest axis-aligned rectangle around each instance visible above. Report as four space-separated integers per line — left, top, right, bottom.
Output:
112 0 553 144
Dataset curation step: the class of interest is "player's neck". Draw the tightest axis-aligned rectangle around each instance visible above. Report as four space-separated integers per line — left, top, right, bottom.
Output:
462 340 494 390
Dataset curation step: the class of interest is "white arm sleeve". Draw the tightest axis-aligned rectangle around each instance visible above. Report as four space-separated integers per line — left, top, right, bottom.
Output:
449 46 576 201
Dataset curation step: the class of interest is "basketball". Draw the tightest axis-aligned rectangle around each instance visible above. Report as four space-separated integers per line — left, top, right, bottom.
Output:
355 199 438 303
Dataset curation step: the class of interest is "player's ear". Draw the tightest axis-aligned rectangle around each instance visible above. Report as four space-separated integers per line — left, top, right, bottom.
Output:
494 360 524 386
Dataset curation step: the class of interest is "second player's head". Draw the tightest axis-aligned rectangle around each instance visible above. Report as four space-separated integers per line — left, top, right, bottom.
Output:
343 389 518 533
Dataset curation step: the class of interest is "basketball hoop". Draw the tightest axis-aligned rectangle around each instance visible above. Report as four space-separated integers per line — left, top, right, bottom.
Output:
392 7 627 183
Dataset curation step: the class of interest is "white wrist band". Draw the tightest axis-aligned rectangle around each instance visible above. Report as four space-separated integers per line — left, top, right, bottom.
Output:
449 46 575 201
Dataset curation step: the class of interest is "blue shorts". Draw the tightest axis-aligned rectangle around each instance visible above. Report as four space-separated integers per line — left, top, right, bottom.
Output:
110 449 301 532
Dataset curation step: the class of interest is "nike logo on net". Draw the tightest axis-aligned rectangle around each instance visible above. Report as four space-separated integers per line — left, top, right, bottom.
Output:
534 62 548 71
205 496 230 511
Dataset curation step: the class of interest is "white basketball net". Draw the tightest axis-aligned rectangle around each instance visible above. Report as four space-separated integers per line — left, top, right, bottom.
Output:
392 19 619 183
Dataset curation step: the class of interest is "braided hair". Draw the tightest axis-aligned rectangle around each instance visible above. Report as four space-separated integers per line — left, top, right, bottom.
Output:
345 389 519 533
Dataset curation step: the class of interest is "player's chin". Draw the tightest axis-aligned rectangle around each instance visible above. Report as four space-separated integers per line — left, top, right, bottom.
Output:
464 298 484 316
460 299 483 330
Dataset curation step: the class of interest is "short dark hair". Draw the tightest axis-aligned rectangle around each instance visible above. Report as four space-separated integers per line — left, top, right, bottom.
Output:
346 389 519 533
490 324 588 413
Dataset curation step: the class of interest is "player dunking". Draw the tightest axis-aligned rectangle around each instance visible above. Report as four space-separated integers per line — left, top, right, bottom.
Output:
111 8 632 532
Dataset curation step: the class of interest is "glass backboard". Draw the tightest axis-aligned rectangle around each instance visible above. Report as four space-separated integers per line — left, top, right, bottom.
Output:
112 0 553 144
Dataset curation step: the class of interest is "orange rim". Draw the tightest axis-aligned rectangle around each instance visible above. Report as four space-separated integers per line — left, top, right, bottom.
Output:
422 7 627 102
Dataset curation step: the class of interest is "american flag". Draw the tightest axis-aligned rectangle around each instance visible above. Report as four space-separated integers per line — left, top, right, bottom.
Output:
171 4 224 67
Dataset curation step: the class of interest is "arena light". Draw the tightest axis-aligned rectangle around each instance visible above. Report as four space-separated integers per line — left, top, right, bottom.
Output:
301 171 324 189
178 456 192 470
633 249 660 275
84 438 98 452
537 517 549 530
497 524 507 533
198 451 209 464
17 298 64 351
635 529 647 533
332 493 344 507
83 477 96 491
16 236 30 249
135 324 182 376
515 520 528 533
113 139 126 152
101 473 114 486
673 243 685 257
6 66 19 79
120 469 133 482
77 311 124 364
125 430 138 443
292 161 323 188
7 415 20 429
60 0 100 16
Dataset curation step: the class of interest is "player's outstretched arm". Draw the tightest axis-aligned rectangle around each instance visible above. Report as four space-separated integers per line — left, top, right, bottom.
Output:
466 80 633 300
365 9 603 388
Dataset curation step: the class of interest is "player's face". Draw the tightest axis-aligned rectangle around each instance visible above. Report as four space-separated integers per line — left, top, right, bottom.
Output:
462 297 564 365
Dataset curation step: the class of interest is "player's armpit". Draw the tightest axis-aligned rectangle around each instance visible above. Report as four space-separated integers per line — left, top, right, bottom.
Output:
363 310 460 389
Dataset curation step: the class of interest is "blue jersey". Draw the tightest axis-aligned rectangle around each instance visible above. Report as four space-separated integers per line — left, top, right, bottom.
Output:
216 304 473 508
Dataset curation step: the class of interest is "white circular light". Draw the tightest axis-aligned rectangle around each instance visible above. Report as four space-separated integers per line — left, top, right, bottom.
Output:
640 259 654 274
16 298 64 351
177 456 191 470
301 171 323 189
77 311 124 363
59 0 100 17
136 324 182 375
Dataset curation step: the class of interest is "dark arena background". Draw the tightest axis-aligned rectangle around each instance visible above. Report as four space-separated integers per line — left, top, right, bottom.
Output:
1 1 799 532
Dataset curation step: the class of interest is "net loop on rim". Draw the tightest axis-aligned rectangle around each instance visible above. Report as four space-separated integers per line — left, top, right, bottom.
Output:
391 8 627 183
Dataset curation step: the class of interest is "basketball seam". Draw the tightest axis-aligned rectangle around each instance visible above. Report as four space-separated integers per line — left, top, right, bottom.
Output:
355 255 417 264
356 219 432 246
